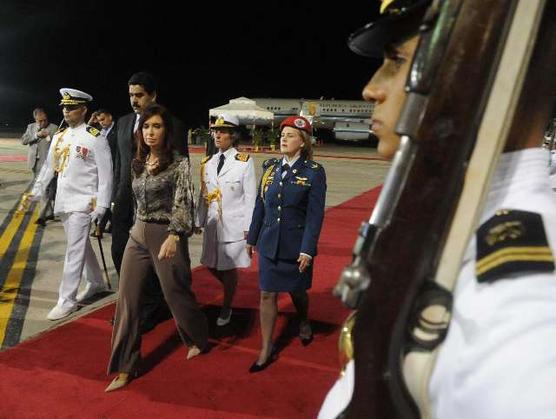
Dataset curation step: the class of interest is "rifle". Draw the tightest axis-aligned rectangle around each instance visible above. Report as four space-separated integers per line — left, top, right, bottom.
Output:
334 0 555 417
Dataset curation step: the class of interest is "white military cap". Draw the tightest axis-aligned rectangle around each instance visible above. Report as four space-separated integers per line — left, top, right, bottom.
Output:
211 113 240 129
59 88 93 106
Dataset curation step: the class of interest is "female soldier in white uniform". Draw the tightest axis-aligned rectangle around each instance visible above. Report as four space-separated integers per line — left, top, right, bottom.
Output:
196 113 256 326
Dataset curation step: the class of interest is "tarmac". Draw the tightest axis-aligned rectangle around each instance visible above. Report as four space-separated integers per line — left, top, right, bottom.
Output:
0 137 390 349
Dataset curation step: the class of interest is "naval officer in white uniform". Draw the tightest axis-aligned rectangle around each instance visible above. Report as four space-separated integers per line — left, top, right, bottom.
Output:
32 88 113 320
196 113 256 325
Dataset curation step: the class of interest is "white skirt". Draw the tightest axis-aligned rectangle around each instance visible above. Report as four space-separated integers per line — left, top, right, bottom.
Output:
200 229 251 270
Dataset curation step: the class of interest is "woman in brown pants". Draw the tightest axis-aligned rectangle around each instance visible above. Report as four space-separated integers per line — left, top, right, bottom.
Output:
106 104 208 392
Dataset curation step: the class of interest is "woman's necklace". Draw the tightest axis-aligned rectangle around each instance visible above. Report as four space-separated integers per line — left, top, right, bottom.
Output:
146 153 159 167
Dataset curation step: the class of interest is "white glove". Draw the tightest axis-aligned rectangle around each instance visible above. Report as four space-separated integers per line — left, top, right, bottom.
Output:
90 206 107 224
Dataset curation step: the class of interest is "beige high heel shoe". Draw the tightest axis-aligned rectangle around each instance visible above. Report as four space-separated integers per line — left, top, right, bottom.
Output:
186 345 202 360
105 373 130 392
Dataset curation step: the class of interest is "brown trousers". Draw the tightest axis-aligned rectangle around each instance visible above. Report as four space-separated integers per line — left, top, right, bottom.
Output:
108 220 208 374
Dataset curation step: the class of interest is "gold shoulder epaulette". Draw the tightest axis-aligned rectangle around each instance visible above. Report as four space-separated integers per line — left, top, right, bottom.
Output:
235 152 250 162
55 126 67 135
476 209 555 283
86 125 101 137
201 155 211 165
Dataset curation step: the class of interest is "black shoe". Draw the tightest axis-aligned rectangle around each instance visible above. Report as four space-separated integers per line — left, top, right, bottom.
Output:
35 218 46 227
300 334 314 347
248 355 276 373
299 321 313 346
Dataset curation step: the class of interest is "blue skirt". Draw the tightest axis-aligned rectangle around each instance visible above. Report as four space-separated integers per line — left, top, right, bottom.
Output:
258 254 313 292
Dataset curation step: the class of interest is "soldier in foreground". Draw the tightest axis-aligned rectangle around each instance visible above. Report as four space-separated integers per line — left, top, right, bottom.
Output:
319 0 556 418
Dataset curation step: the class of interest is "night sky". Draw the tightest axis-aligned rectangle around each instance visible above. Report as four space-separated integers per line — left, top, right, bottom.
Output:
1 1 382 130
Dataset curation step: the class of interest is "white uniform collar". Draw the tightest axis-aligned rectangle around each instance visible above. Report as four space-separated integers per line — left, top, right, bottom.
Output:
282 155 301 167
216 147 237 160
68 122 86 132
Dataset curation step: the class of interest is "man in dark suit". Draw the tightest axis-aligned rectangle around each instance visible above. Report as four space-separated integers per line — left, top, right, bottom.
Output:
111 71 189 330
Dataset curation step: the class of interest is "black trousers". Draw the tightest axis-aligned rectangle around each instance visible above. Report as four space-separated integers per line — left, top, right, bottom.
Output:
111 208 170 332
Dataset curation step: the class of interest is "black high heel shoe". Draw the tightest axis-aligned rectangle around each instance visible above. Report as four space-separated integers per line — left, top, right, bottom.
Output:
300 333 314 346
299 321 313 346
249 354 276 373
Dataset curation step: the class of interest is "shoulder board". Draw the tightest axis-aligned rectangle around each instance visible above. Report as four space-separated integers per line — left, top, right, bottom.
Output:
263 158 279 169
303 160 321 170
475 209 555 283
201 155 212 165
235 152 250 162
55 126 67 135
86 125 101 137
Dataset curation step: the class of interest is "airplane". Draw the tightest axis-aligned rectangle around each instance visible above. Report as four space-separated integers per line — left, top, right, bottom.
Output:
252 98 375 143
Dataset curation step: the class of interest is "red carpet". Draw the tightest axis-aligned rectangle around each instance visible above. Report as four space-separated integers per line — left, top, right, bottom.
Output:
0 187 381 418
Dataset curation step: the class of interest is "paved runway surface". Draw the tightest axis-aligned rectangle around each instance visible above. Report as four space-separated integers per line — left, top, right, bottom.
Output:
0 137 389 349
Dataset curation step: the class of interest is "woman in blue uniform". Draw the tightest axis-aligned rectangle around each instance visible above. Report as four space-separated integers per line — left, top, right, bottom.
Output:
246 116 327 372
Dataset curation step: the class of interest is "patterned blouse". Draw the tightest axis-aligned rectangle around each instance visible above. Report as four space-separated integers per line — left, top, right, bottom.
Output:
132 155 195 236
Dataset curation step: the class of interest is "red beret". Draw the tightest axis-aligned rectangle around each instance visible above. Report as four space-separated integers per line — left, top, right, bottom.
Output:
280 116 312 135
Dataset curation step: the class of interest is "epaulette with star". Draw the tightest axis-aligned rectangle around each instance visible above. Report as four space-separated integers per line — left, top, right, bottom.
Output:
235 152 250 162
475 209 555 283
262 158 279 169
304 160 322 170
201 155 212 165
86 125 101 137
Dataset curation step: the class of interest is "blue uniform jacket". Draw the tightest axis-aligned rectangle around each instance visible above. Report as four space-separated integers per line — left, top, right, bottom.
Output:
247 157 327 260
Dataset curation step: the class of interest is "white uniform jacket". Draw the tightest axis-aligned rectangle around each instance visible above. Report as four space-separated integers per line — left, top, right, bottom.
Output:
319 148 556 419
33 123 113 214
196 148 256 242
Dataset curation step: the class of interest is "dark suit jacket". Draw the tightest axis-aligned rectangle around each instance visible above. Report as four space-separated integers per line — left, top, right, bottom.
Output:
112 111 189 224
105 122 118 169
247 157 327 260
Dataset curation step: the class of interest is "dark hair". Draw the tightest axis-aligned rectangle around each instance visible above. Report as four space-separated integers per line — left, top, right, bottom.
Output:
95 108 112 116
132 104 174 175
128 72 157 95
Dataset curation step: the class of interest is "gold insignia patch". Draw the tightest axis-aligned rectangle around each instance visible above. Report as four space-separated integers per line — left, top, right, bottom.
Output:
293 176 310 186
86 125 101 137
201 155 211 165
485 221 525 246
235 152 250 162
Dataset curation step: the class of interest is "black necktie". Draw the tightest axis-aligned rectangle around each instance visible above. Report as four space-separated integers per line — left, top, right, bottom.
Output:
217 154 225 175
282 163 290 178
